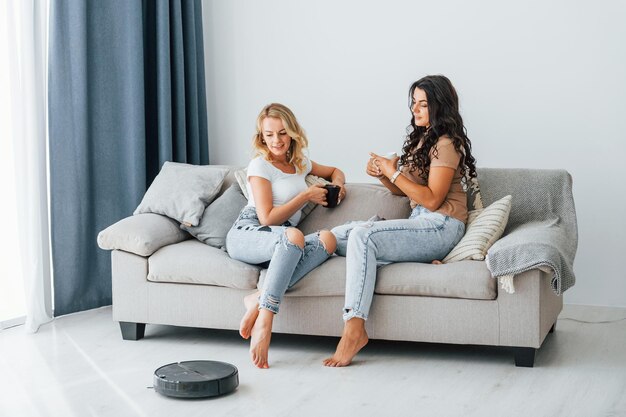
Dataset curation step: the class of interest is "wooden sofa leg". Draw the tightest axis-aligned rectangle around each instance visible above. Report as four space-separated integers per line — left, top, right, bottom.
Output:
120 322 146 340
513 347 536 367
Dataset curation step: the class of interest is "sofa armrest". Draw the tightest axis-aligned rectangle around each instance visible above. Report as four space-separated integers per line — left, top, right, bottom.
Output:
97 213 189 257
496 268 562 348
486 220 577 295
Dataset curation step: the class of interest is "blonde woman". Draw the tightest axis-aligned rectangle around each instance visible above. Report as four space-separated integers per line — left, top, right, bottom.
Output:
226 103 346 369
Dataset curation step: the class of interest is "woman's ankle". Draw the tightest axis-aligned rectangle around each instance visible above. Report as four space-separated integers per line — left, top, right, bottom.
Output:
256 308 275 326
344 317 366 336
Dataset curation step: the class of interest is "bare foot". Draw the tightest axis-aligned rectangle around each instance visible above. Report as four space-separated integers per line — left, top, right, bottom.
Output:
239 291 260 339
249 310 273 369
431 260 442 265
323 322 369 367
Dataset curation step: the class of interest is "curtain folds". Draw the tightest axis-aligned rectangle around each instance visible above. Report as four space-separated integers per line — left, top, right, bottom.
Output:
48 0 208 316
5 0 54 333
143 0 209 183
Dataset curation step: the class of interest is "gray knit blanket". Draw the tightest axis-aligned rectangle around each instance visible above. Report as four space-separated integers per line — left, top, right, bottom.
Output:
478 168 578 295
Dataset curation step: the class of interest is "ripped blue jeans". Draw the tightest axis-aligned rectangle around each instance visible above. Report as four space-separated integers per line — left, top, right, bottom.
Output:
225 206 333 314
332 206 465 321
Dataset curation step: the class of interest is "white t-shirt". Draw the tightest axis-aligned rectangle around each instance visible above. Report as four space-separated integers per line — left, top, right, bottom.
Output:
246 156 313 226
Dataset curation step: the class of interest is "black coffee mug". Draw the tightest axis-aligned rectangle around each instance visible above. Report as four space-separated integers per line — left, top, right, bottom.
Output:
324 184 340 208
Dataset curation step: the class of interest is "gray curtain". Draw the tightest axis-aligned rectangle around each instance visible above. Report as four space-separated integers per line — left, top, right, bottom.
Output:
48 0 208 316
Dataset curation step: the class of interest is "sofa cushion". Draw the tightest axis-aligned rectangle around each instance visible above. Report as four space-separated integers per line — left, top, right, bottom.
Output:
233 168 248 198
465 174 484 210
97 213 189 257
134 162 228 227
443 195 512 263
375 260 497 300
464 173 484 224
258 256 496 300
148 240 260 289
181 183 248 250
259 256 347 297
298 183 412 235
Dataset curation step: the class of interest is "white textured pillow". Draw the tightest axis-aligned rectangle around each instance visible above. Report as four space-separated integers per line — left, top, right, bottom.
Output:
233 168 330 222
442 195 512 263
234 168 249 199
134 162 228 227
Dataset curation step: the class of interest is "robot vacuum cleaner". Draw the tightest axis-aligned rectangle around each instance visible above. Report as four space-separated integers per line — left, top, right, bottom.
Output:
153 360 239 398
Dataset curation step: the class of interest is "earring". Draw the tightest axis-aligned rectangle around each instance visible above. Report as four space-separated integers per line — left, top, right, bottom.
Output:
287 145 293 159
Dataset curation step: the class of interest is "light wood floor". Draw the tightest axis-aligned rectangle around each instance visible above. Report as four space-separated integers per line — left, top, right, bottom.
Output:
1 304 625 417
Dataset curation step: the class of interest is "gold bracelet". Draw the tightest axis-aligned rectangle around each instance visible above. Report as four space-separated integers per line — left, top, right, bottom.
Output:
389 170 402 184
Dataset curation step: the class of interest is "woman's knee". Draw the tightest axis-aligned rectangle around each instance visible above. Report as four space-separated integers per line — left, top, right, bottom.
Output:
348 225 370 243
318 230 337 254
285 227 305 249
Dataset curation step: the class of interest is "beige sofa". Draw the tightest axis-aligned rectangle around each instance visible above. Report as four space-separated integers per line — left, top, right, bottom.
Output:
100 167 571 367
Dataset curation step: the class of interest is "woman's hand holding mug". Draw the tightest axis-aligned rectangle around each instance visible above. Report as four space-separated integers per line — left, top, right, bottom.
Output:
369 152 399 179
306 184 328 205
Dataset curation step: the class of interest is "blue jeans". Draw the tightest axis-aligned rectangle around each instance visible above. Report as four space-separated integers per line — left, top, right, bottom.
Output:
226 207 333 314
332 206 465 321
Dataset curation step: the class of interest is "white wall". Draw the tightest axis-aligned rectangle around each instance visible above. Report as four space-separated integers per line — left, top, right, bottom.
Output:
202 0 626 307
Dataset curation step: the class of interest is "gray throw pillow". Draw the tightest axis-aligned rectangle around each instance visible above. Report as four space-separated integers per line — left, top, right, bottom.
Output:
182 183 248 249
97 213 189 256
134 162 228 227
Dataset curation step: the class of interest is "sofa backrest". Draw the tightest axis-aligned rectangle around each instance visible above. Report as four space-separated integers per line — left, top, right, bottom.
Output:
477 167 575 233
298 183 412 235
211 166 575 240
209 165 243 197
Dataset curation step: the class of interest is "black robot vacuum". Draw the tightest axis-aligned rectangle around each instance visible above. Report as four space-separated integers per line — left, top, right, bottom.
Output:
153 360 239 398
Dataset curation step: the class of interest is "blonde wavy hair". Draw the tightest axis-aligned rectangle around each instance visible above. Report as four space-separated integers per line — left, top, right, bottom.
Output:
252 103 309 174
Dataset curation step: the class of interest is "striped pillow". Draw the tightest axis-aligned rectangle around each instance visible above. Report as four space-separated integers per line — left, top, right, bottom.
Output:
442 195 512 263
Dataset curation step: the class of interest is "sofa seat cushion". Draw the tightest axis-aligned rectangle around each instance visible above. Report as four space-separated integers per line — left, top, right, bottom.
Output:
259 256 348 297
148 240 260 289
375 260 496 300
259 257 496 300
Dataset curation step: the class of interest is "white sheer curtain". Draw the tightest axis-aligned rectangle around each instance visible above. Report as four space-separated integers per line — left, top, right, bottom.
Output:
5 0 53 333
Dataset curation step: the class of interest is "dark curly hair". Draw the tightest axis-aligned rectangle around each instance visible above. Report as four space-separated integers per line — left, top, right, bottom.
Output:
399 75 477 183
